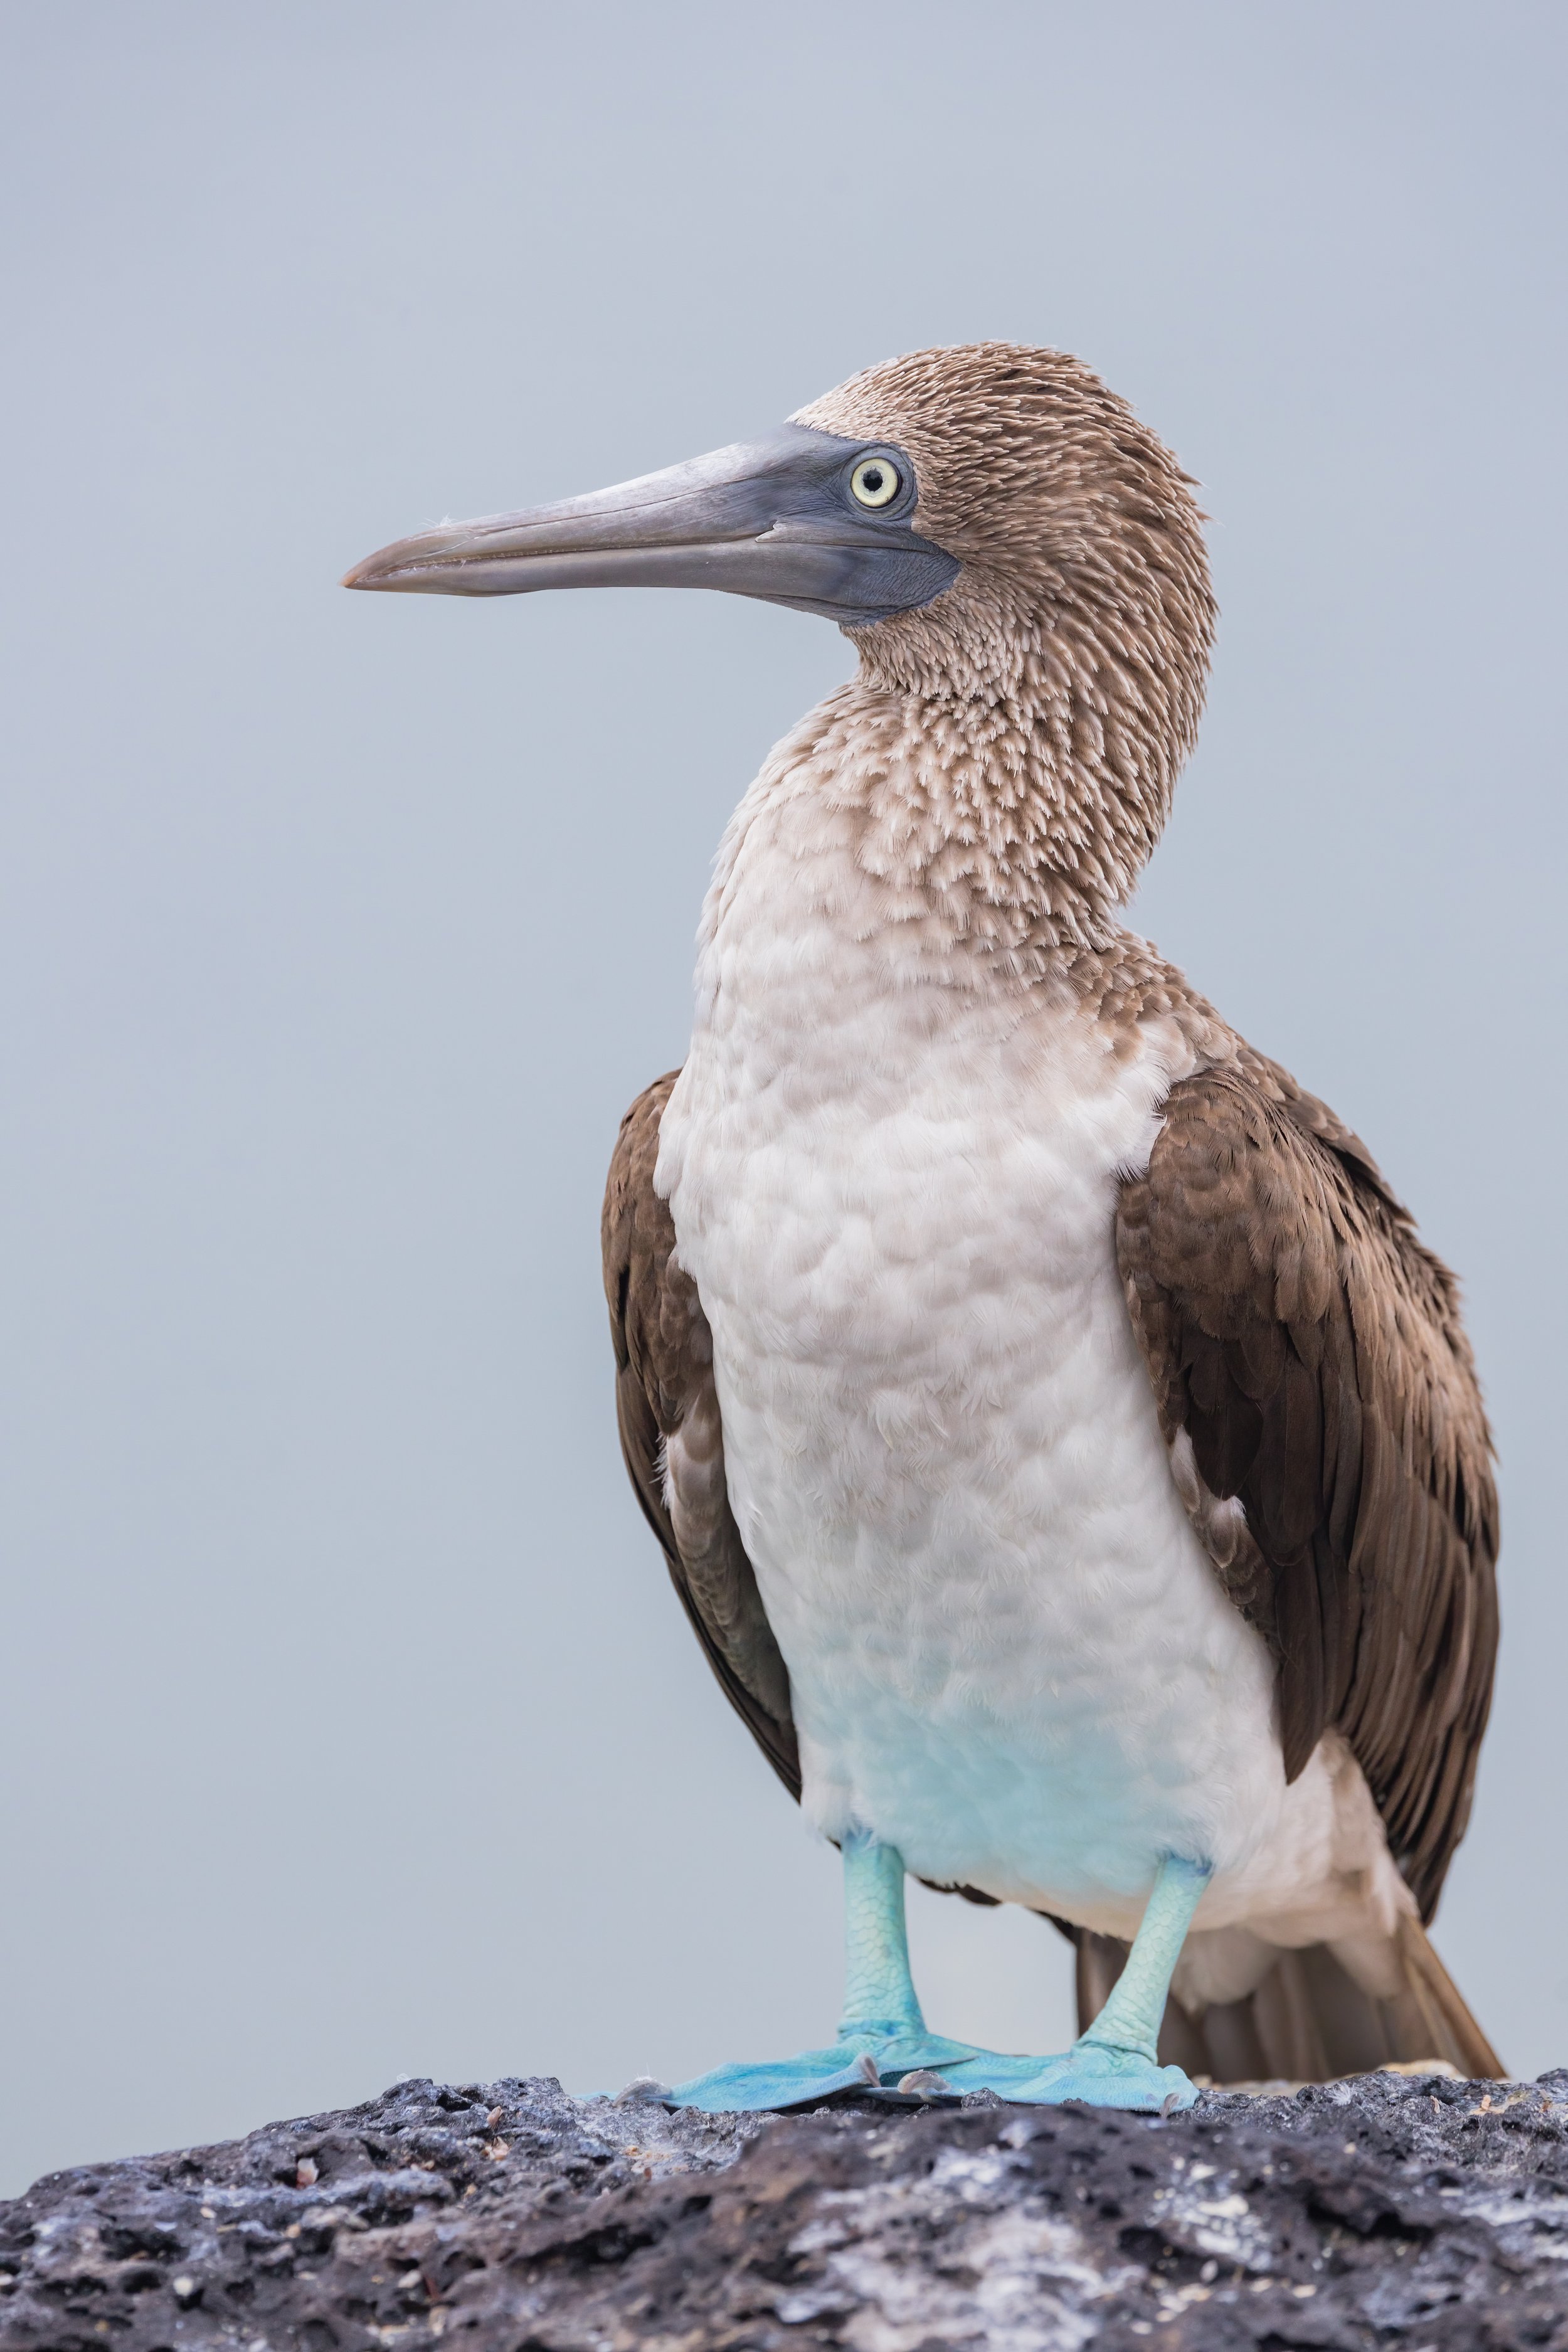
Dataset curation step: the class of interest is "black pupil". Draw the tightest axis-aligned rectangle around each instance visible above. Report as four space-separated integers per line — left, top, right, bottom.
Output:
863 467 884 493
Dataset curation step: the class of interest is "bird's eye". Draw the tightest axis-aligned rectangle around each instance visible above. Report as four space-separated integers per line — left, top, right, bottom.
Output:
850 455 903 510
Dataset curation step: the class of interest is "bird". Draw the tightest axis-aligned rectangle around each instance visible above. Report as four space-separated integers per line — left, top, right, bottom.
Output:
344 342 1501 2112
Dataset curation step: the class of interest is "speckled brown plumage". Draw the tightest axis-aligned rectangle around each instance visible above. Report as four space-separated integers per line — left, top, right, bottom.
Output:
798 342 1215 933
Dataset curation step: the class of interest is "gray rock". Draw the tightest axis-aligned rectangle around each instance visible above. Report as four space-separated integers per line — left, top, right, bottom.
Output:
3 2069 1567 2348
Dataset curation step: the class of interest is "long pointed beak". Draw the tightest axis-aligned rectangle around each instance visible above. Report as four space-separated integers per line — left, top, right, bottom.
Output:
342 423 958 627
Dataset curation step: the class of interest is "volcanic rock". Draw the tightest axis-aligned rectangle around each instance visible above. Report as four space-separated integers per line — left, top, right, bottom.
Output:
3 2068 1567 2348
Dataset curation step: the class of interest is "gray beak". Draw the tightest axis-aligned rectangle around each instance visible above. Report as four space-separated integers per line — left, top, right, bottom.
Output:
342 423 958 627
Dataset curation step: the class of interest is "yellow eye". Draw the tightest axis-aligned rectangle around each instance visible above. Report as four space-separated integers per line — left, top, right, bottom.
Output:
850 455 903 509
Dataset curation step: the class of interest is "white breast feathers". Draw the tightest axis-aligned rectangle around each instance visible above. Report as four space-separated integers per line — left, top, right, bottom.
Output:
655 706 1411 1960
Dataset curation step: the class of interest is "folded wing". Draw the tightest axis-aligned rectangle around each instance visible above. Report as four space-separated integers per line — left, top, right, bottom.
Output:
1116 1052 1500 1921
602 1072 800 1796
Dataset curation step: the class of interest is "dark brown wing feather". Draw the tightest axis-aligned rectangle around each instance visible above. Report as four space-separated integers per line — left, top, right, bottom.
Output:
1116 1051 1499 1920
603 1072 800 1798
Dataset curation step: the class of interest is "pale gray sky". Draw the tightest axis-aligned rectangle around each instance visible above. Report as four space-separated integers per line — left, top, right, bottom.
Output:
1 1 1564 2193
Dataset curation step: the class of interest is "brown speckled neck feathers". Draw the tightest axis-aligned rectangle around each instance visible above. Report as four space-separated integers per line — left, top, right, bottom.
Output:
794 342 1215 940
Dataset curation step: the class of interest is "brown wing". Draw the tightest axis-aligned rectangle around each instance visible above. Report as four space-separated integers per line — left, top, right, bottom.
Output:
602 1071 800 1798
1116 1052 1499 1921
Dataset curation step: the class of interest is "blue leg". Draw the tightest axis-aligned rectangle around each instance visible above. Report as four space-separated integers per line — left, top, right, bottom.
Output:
666 1831 989 2113
937 1853 1212 2112
665 1843 1210 2117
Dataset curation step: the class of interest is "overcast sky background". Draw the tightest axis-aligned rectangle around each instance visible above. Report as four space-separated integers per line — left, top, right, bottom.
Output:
1 1 1564 2194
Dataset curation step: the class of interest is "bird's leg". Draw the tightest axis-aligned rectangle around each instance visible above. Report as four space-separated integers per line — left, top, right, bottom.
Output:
662 1848 1210 2116
836 1829 925 2041
1074 1854 1212 2071
663 1831 985 2114
938 1853 1212 2112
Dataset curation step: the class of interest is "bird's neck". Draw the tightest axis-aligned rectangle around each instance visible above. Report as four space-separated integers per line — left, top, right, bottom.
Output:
771 679 1166 962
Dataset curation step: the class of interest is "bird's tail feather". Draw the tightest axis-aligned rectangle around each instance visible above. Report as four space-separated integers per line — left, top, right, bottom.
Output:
1074 1913 1502 2085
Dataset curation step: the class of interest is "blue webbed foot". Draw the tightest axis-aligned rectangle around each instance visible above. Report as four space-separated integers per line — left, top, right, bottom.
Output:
664 2035 1196 2114
938 2040 1199 2112
666 2028 988 2114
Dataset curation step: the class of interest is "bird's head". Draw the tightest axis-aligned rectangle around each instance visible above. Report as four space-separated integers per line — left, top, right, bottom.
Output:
346 344 1215 896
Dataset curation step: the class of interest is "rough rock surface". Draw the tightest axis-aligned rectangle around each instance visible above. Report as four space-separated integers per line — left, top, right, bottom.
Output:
4 2070 1568 2350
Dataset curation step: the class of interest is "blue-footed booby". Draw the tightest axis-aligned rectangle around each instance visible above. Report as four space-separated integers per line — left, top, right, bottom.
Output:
346 344 1501 2111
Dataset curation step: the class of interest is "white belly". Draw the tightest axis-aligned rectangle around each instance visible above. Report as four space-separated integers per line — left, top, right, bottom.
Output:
656 758 1380 1946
